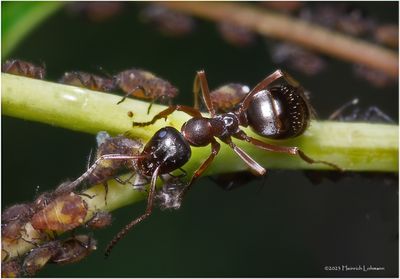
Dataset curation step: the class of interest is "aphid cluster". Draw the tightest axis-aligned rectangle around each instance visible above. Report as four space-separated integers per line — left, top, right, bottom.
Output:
2 60 179 111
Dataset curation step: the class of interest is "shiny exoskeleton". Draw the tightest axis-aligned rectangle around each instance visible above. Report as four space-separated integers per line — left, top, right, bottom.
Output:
133 69 340 199
67 127 191 257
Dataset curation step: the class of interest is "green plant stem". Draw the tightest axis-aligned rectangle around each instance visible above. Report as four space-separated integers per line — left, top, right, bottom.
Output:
2 2 64 58
1 73 398 261
2 73 398 173
160 2 398 78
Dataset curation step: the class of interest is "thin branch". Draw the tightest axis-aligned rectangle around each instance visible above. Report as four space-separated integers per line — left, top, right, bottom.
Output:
159 2 398 78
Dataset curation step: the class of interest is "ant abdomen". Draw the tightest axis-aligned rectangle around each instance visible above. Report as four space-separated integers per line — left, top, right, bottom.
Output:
246 84 310 139
138 127 191 176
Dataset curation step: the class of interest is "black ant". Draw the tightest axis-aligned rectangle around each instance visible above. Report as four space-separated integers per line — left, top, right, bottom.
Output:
2 59 46 79
132 69 341 200
65 126 191 257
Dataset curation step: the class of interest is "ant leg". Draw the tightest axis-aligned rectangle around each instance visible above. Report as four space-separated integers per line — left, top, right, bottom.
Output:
178 140 221 200
132 105 202 127
240 69 284 111
233 130 342 170
116 85 146 105
195 70 216 117
222 137 266 176
105 165 161 258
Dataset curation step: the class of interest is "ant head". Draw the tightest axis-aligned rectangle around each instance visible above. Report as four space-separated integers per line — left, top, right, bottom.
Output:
181 118 214 147
139 127 191 176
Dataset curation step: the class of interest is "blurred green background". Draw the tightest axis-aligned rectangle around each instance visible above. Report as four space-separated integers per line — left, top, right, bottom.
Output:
2 1 398 277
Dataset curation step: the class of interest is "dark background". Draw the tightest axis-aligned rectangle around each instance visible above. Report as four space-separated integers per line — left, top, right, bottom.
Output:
2 2 398 277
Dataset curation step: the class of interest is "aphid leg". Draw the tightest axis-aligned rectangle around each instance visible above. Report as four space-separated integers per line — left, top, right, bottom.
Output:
364 106 395 123
233 130 342 171
240 69 284 111
195 70 216 117
116 85 146 105
329 98 359 120
132 105 202 127
222 137 266 176
104 165 161 258
178 140 221 200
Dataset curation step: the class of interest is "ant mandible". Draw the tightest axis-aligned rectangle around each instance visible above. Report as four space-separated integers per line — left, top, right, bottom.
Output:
132 69 341 198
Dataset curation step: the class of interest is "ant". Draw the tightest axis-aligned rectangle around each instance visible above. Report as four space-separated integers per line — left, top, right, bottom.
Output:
65 126 191 257
132 69 341 200
59 71 115 92
114 68 178 113
2 59 46 79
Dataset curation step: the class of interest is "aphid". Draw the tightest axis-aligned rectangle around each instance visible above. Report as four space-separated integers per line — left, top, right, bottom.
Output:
33 180 74 212
21 235 97 276
208 83 250 113
132 69 340 199
85 132 144 201
68 126 191 256
1 203 34 243
2 59 46 79
2 258 22 278
335 5 376 36
86 211 112 229
51 235 97 265
139 4 196 37
114 68 178 112
31 192 88 232
22 241 61 277
269 42 326 76
59 71 115 92
217 21 256 48
329 98 395 123
353 64 395 88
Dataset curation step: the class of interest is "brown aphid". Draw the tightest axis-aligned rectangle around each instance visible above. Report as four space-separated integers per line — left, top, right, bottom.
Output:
139 4 195 37
1 203 34 243
33 180 74 212
2 258 22 278
87 132 143 186
114 68 178 105
22 241 61 277
31 192 88 232
51 235 97 265
2 59 46 79
59 71 115 92
217 21 256 48
86 211 112 229
209 83 250 112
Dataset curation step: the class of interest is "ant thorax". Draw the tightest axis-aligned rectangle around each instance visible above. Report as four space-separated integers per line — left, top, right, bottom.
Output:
212 113 241 138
